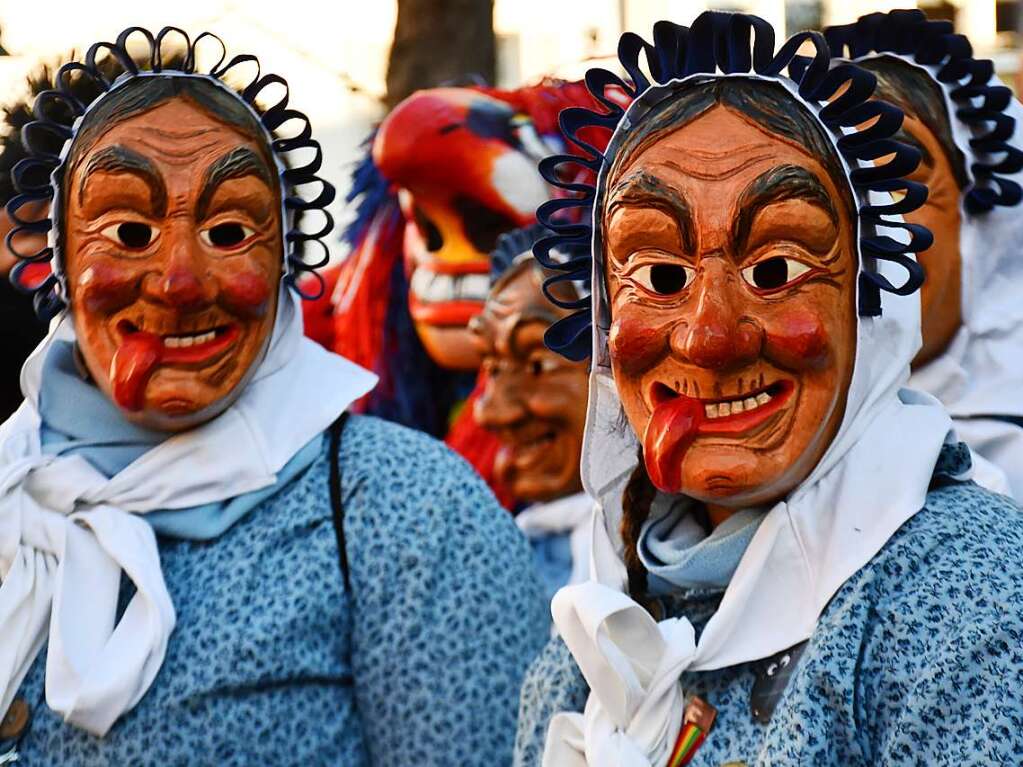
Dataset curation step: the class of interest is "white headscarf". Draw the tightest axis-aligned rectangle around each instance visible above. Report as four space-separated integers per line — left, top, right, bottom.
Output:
862 57 1023 500
0 289 376 736
543 71 955 767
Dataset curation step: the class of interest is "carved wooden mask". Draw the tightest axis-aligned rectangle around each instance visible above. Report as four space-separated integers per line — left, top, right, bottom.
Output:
602 99 858 509
861 57 966 368
471 261 588 502
63 84 283 432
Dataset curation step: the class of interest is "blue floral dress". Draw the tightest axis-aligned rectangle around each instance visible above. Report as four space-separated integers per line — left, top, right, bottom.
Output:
7 415 550 766
514 443 1023 766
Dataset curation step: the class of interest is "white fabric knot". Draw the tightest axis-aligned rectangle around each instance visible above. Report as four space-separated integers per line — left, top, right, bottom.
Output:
543 581 696 767
0 288 377 738
0 442 175 737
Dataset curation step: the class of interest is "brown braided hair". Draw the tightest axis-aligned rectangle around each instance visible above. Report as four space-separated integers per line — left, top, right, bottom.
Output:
621 447 657 606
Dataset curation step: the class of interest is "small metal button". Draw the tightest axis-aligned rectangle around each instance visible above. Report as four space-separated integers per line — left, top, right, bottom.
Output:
0 698 29 741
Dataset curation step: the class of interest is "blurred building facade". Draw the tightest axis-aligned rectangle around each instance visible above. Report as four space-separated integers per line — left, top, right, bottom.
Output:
495 0 1021 85
0 0 1020 235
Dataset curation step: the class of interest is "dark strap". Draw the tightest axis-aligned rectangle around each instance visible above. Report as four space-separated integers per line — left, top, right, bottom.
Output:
983 414 1023 429
328 412 351 591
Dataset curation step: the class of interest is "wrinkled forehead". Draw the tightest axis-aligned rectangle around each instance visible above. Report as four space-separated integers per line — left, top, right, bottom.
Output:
606 104 841 210
615 105 779 177
597 75 848 202
475 263 564 343
69 96 276 193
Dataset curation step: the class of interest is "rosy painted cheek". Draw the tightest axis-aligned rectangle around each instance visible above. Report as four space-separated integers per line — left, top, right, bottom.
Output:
219 268 272 317
763 309 831 371
608 313 670 376
76 262 141 314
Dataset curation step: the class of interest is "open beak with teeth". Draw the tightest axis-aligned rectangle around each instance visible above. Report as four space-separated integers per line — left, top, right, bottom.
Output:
407 263 491 327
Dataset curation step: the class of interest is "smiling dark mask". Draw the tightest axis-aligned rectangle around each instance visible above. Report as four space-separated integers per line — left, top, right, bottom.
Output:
471 259 589 502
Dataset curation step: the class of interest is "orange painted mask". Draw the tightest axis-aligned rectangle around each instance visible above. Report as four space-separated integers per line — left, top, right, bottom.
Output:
858 57 968 368
62 81 283 432
373 88 550 371
471 259 588 502
602 88 859 509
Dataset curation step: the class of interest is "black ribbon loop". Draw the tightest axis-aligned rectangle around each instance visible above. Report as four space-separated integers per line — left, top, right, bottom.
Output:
6 26 338 319
534 10 937 359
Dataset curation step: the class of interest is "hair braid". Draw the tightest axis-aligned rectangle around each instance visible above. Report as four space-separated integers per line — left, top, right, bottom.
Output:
621 447 657 605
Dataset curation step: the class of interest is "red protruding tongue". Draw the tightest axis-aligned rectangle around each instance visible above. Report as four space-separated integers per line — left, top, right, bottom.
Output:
643 396 704 494
110 332 164 412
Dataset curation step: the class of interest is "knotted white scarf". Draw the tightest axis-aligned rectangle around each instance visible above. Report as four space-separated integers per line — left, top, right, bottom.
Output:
0 289 376 735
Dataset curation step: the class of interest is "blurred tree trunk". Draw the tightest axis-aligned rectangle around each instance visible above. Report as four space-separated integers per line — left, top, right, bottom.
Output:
385 0 495 110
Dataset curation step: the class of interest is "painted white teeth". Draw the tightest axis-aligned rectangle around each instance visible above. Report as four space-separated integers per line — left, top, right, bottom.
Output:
429 274 455 302
163 331 217 348
411 268 489 304
461 274 491 301
409 268 433 298
700 390 776 419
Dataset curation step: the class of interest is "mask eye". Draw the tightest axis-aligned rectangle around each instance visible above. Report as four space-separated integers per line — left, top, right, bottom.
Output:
630 262 695 296
527 354 560 377
100 222 157 251
511 115 553 161
200 222 255 249
412 205 443 252
452 195 517 255
482 357 503 378
740 257 811 292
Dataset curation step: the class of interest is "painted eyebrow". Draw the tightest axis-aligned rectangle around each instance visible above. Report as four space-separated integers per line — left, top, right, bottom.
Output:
732 164 837 253
79 145 167 216
196 147 276 220
508 314 560 357
607 170 695 253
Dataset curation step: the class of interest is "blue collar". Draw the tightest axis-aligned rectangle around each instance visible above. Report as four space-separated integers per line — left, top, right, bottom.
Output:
37 340 323 540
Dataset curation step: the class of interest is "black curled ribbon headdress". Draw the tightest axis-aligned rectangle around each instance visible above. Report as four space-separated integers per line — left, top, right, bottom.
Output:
534 11 932 361
825 8 1023 215
5 26 335 319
